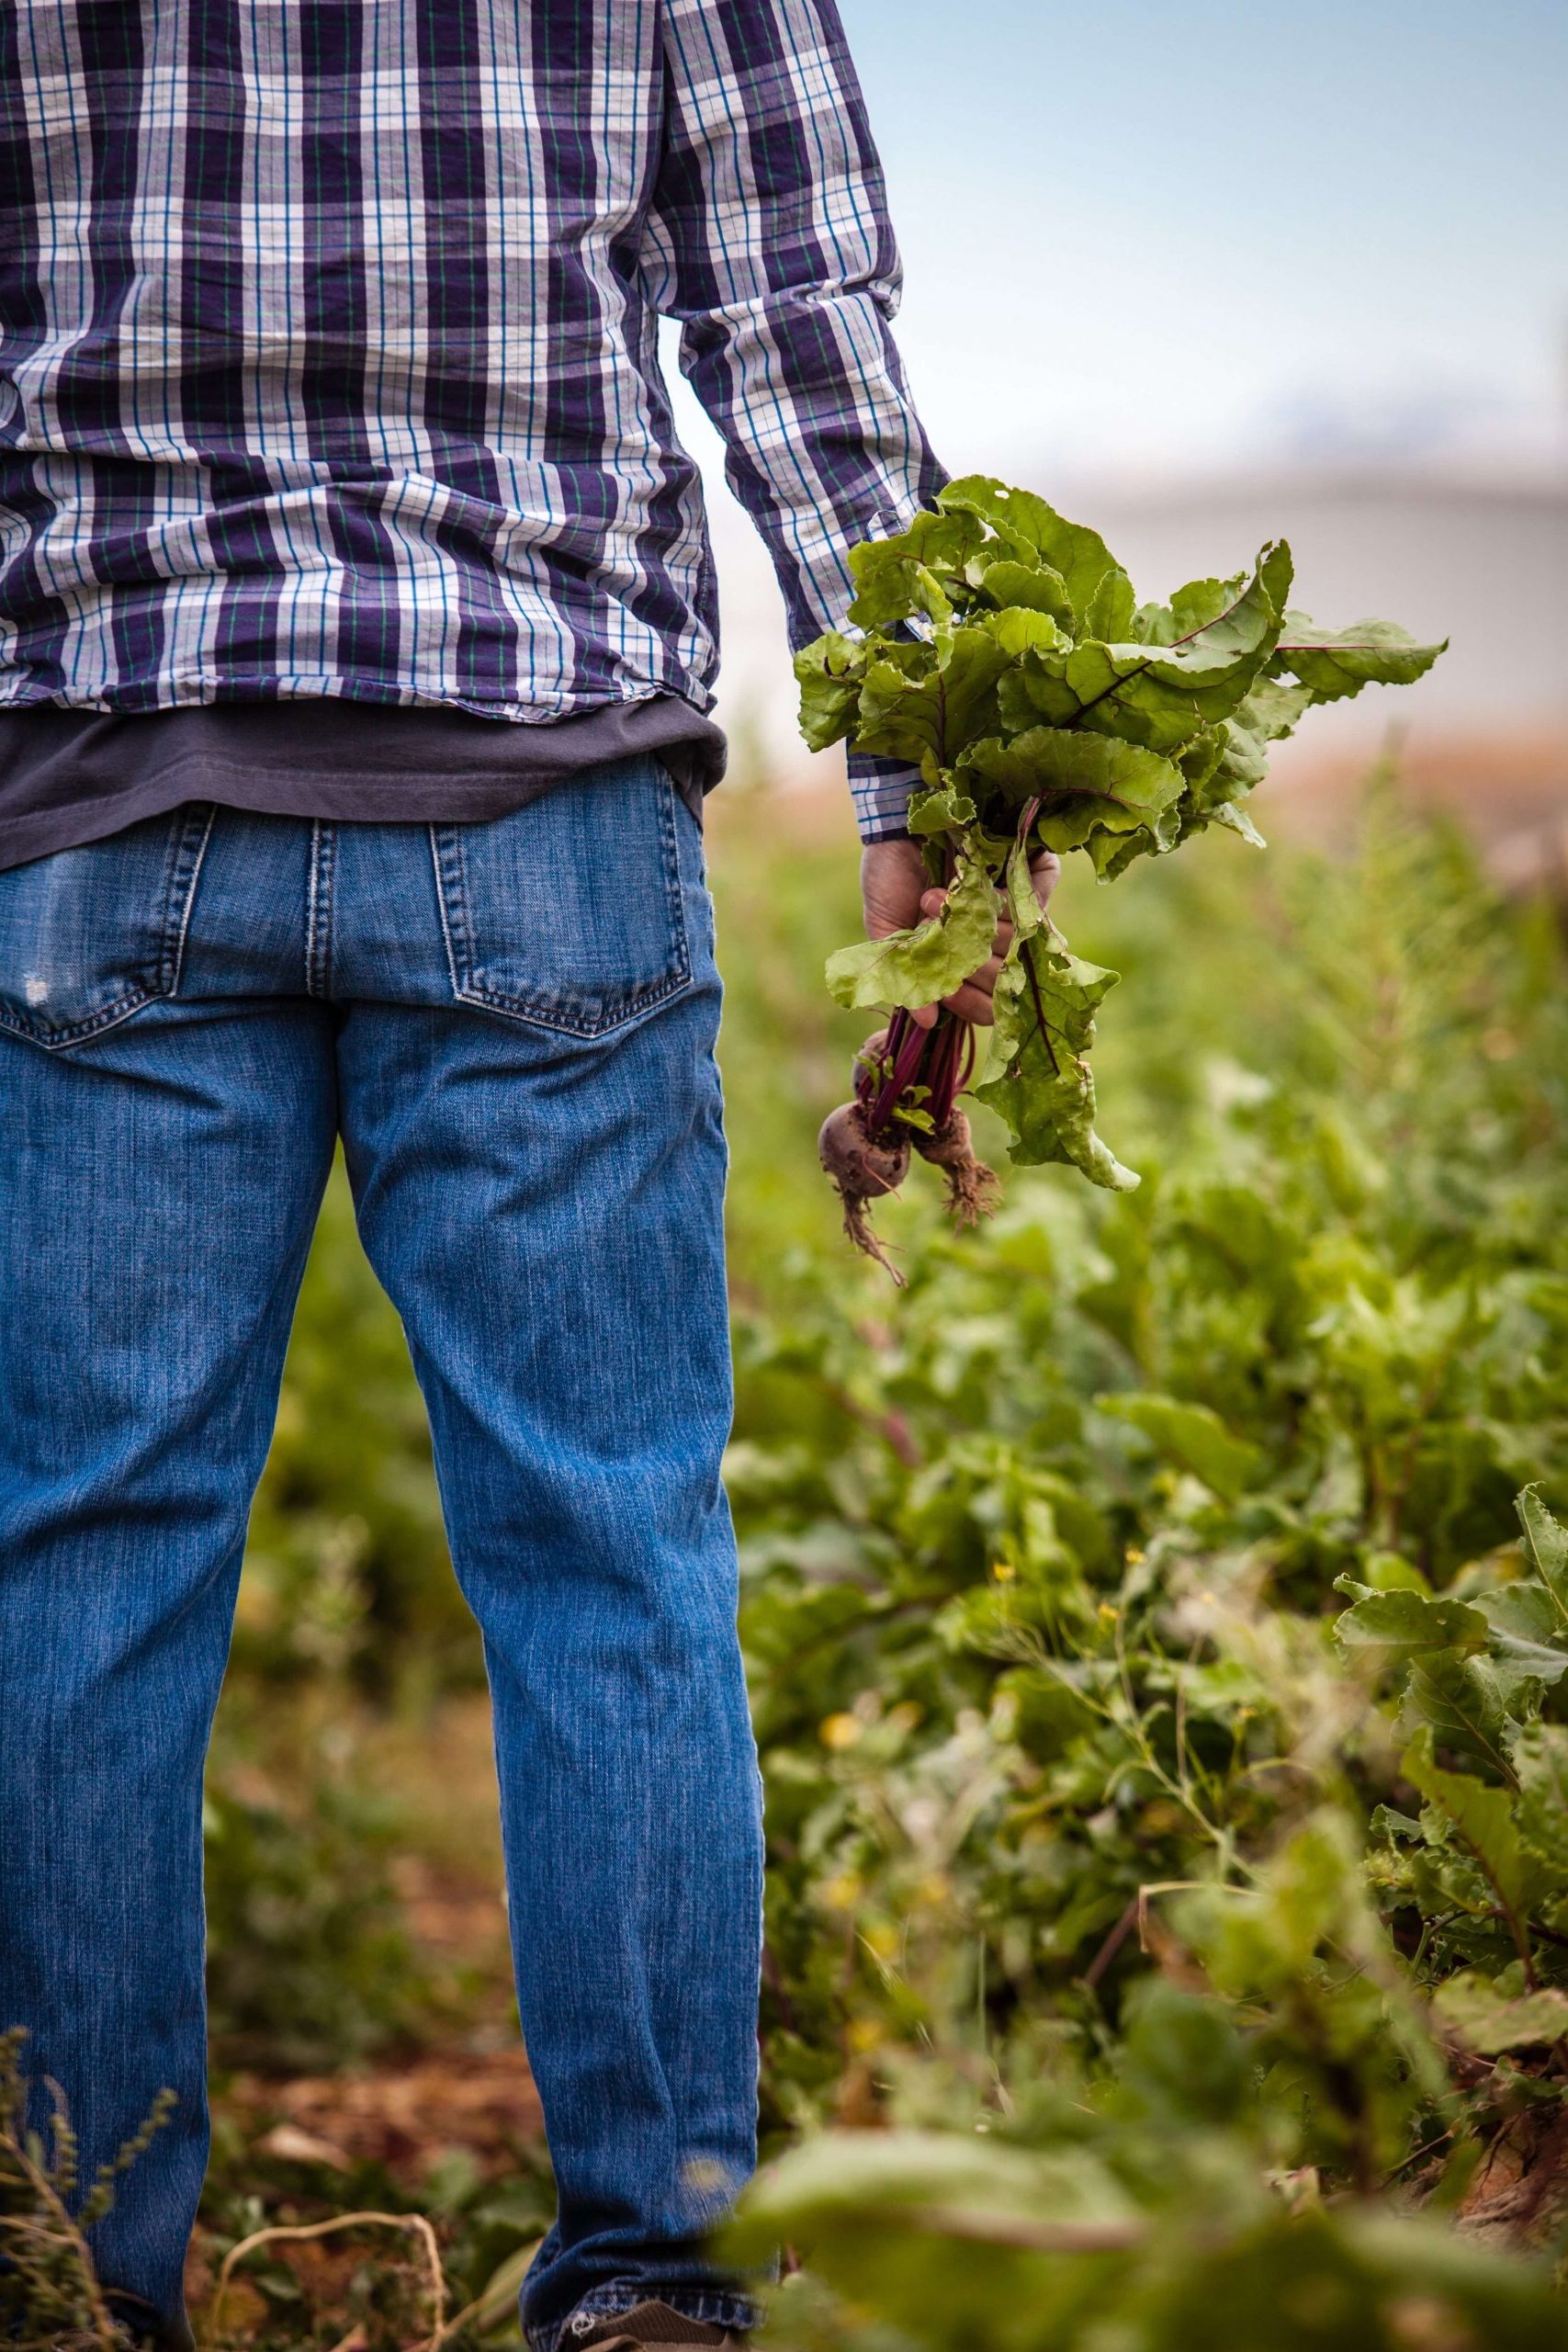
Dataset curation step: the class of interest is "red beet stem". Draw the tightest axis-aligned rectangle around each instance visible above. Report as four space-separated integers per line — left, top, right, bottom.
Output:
859 1003 977 1141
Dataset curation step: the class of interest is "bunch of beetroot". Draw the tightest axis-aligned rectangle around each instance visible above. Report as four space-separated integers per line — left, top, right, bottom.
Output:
818 1008 994 1282
797 477 1444 1277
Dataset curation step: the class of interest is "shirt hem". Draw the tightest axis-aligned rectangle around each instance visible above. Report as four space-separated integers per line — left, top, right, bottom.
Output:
0 695 726 872
0 675 716 726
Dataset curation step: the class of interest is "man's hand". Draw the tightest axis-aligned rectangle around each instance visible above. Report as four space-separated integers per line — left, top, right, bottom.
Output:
861 837 1061 1029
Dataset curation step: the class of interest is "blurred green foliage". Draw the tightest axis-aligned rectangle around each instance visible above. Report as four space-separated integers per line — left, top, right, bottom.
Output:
204 1749 429 2073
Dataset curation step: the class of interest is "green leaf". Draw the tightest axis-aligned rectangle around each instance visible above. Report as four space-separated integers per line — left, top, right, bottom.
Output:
1213 676 1314 794
1085 565 1137 643
1208 802 1268 848
939 476 1133 636
1332 1585 1489 1664
972 842 1138 1192
962 729 1186 863
1002 1668 1100 1765
459 2241 546 2334
1517 1486 1568 1623
1114 1982 1250 2130
1472 1583 1568 1686
986 606 1072 660
1512 1724 1568 1879
794 630 866 752
969 554 1075 628
1097 1393 1261 1503
1399 1652 1517 1779
845 509 985 628
1371 1804 1426 1844
1431 1972 1568 2055
1184 1815 1372 1994
1272 614 1447 702
974 947 1135 1191
727 2127 1136 2266
905 780 977 836
998 545 1292 761
824 850 998 1014
1403 1729 1528 1917
1134 571 1253 646
1146 544 1292 676
854 628 1010 772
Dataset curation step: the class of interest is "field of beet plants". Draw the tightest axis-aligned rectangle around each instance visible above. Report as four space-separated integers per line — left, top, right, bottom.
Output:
10 771 1568 2352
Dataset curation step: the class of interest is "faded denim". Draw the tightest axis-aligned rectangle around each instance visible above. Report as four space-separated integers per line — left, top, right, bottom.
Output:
0 756 763 2351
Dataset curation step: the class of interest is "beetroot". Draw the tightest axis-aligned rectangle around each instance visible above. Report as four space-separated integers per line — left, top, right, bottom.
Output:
913 1106 999 1227
818 1100 912 1283
818 1006 1001 1280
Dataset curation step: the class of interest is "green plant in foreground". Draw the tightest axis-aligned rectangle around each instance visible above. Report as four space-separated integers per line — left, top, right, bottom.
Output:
797 479 1444 1268
0 2029 173 2352
204 1741 432 2072
727 1498 1568 2351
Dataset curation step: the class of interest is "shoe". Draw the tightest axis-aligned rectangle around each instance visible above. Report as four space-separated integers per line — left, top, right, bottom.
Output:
567 2302 747 2349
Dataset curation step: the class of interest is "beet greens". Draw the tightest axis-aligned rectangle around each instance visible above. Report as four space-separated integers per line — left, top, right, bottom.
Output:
797 477 1445 1271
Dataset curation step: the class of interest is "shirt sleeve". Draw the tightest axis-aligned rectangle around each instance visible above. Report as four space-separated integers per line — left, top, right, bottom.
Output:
642 0 945 842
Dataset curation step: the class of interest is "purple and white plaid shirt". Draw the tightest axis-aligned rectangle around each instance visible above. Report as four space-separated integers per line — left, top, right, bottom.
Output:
0 0 942 838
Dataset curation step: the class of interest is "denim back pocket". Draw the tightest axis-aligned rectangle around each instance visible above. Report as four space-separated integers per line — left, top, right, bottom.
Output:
430 755 693 1039
0 808 212 1049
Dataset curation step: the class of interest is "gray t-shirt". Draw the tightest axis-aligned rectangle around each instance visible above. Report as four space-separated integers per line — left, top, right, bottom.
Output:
0 695 726 875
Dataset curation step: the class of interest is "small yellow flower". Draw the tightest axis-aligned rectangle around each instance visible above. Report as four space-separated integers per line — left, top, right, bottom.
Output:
1125 1546 1146 1566
991 1560 1016 1583
1098 1601 1119 1623
820 1712 863 1750
821 1872 862 1911
863 1921 899 1960
848 2017 884 2052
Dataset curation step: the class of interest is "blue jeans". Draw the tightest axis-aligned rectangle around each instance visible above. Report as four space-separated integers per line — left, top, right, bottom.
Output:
0 757 762 2350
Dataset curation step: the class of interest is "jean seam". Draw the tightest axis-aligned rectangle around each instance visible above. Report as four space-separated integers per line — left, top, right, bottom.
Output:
0 989 154 1051
452 966 695 1039
305 818 336 999
430 820 469 1001
159 804 215 996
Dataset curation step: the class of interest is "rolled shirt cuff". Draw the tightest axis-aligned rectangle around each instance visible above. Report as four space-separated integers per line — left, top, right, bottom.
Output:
848 751 920 842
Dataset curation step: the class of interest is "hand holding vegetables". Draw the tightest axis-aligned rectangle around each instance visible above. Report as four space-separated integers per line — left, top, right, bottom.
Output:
861 835 1062 1029
798 478 1446 1278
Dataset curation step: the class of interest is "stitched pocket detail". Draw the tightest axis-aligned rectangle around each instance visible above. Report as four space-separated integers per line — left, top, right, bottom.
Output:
430 759 693 1040
0 807 213 1050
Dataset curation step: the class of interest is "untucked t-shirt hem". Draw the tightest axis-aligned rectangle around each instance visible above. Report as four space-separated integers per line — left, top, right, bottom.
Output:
0 693 727 874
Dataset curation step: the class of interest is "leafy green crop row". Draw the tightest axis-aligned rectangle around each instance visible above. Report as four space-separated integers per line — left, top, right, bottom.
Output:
722 786 1568 2345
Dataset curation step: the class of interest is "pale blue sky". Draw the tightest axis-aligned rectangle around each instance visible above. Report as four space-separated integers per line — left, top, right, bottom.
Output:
836 0 1568 473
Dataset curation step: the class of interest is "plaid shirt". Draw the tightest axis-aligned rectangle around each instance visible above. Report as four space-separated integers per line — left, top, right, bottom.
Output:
0 0 942 838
